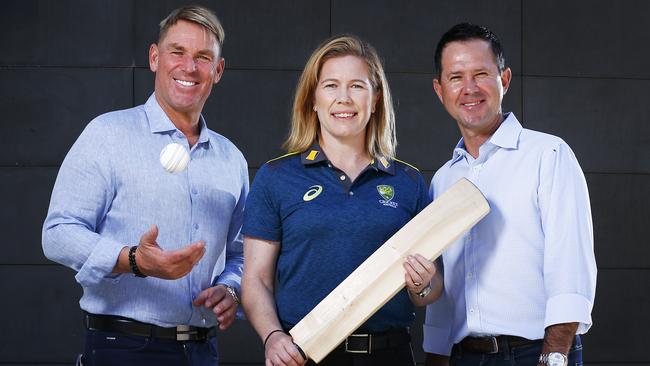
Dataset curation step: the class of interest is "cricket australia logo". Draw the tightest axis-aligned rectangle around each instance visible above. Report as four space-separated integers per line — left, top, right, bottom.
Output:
303 185 323 202
377 185 398 208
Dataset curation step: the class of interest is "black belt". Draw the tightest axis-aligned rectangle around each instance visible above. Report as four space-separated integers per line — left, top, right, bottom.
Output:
85 313 215 342
456 335 541 354
333 328 411 354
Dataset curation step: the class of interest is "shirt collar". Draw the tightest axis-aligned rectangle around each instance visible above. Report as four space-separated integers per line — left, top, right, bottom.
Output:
450 112 522 165
300 142 395 175
144 93 210 145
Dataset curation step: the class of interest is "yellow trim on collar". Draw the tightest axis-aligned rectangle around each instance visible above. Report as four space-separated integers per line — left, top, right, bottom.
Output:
266 151 301 164
393 158 420 171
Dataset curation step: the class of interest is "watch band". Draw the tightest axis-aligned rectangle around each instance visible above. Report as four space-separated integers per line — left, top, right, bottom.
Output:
539 352 568 366
224 285 240 304
417 284 432 298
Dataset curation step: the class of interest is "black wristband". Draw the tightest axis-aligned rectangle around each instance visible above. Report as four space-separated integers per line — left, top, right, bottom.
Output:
128 246 147 278
263 329 285 347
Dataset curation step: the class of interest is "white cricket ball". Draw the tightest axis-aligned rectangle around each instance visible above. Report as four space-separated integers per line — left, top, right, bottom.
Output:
160 143 190 173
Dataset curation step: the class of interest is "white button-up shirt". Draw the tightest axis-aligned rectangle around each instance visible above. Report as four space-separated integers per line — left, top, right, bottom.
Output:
423 113 597 355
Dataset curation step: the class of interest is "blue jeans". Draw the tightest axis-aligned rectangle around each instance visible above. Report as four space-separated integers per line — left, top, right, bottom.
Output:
450 336 583 366
77 329 219 366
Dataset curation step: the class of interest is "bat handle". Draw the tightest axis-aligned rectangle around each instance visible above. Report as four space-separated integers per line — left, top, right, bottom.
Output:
293 342 308 362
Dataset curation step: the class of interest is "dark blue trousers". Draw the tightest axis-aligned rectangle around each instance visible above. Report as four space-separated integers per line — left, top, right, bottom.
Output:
77 329 219 366
450 335 583 366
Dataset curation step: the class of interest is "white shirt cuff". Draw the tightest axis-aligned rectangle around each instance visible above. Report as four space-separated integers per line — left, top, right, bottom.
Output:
544 293 593 334
75 237 125 287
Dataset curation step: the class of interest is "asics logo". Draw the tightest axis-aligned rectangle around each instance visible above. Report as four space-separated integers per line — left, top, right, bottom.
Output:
303 185 323 201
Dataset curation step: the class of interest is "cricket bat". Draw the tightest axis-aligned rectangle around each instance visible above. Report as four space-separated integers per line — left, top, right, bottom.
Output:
289 178 489 363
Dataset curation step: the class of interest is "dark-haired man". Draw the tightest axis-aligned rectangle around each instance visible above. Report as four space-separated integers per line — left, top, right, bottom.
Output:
423 23 596 366
42 5 247 365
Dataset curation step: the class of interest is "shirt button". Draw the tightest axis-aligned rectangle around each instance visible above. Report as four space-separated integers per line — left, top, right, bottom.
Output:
191 188 198 195
340 175 346 180
469 308 475 314
468 272 473 278
327 163 332 168
193 224 199 230
176 132 183 138
349 191 354 196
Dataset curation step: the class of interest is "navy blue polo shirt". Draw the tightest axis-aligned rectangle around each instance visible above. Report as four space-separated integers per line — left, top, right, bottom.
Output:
242 144 430 332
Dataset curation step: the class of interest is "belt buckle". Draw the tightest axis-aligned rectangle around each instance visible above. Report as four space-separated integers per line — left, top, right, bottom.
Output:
345 333 372 354
176 325 197 341
487 336 499 354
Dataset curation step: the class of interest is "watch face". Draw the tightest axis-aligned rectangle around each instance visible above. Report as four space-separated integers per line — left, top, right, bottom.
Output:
548 352 567 366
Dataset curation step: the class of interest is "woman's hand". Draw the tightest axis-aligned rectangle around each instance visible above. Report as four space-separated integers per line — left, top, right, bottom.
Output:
264 331 307 366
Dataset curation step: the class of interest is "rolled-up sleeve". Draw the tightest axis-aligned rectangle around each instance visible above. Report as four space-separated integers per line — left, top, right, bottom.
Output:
42 120 124 287
214 154 249 293
423 289 453 355
538 142 597 333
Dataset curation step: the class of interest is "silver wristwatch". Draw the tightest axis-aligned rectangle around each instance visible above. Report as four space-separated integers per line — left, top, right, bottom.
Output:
417 284 432 298
224 285 240 304
539 352 568 366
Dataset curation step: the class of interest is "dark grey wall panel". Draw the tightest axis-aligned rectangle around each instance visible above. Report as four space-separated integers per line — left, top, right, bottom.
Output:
523 1 650 78
133 0 331 69
331 0 522 74
134 68 298 169
522 76 650 174
218 319 264 363
1 167 58 265
0 68 133 166
582 269 650 363
390 73 522 171
0 0 133 67
0 265 83 363
587 173 650 269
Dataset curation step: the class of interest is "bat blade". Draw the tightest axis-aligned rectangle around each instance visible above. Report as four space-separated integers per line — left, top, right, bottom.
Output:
289 178 489 363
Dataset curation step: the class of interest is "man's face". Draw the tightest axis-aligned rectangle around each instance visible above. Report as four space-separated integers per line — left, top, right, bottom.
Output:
433 39 511 136
149 20 224 117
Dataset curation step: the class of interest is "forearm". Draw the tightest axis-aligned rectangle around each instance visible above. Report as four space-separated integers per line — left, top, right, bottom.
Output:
541 322 578 354
242 276 285 342
112 246 131 273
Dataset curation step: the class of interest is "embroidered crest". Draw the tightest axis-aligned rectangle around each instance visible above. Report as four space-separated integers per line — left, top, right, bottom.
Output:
377 185 398 208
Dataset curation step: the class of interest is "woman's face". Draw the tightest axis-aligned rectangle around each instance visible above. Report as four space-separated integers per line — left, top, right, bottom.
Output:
314 55 378 145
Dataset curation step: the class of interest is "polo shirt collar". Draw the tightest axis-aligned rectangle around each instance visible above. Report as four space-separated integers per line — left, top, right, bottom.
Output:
450 112 522 165
144 93 210 145
301 142 328 165
300 142 395 175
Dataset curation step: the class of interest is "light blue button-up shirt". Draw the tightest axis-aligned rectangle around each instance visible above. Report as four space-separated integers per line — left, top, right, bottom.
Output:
423 113 596 355
43 94 248 327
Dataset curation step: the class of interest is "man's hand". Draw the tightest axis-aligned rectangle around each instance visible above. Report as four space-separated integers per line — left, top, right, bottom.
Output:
135 225 205 279
193 285 238 330
264 331 306 366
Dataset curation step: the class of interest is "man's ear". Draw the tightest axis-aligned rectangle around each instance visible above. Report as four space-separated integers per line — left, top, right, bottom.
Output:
149 44 159 73
213 57 225 84
433 78 444 103
501 67 512 94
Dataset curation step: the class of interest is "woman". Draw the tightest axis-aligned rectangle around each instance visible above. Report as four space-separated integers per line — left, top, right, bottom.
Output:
241 35 442 366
